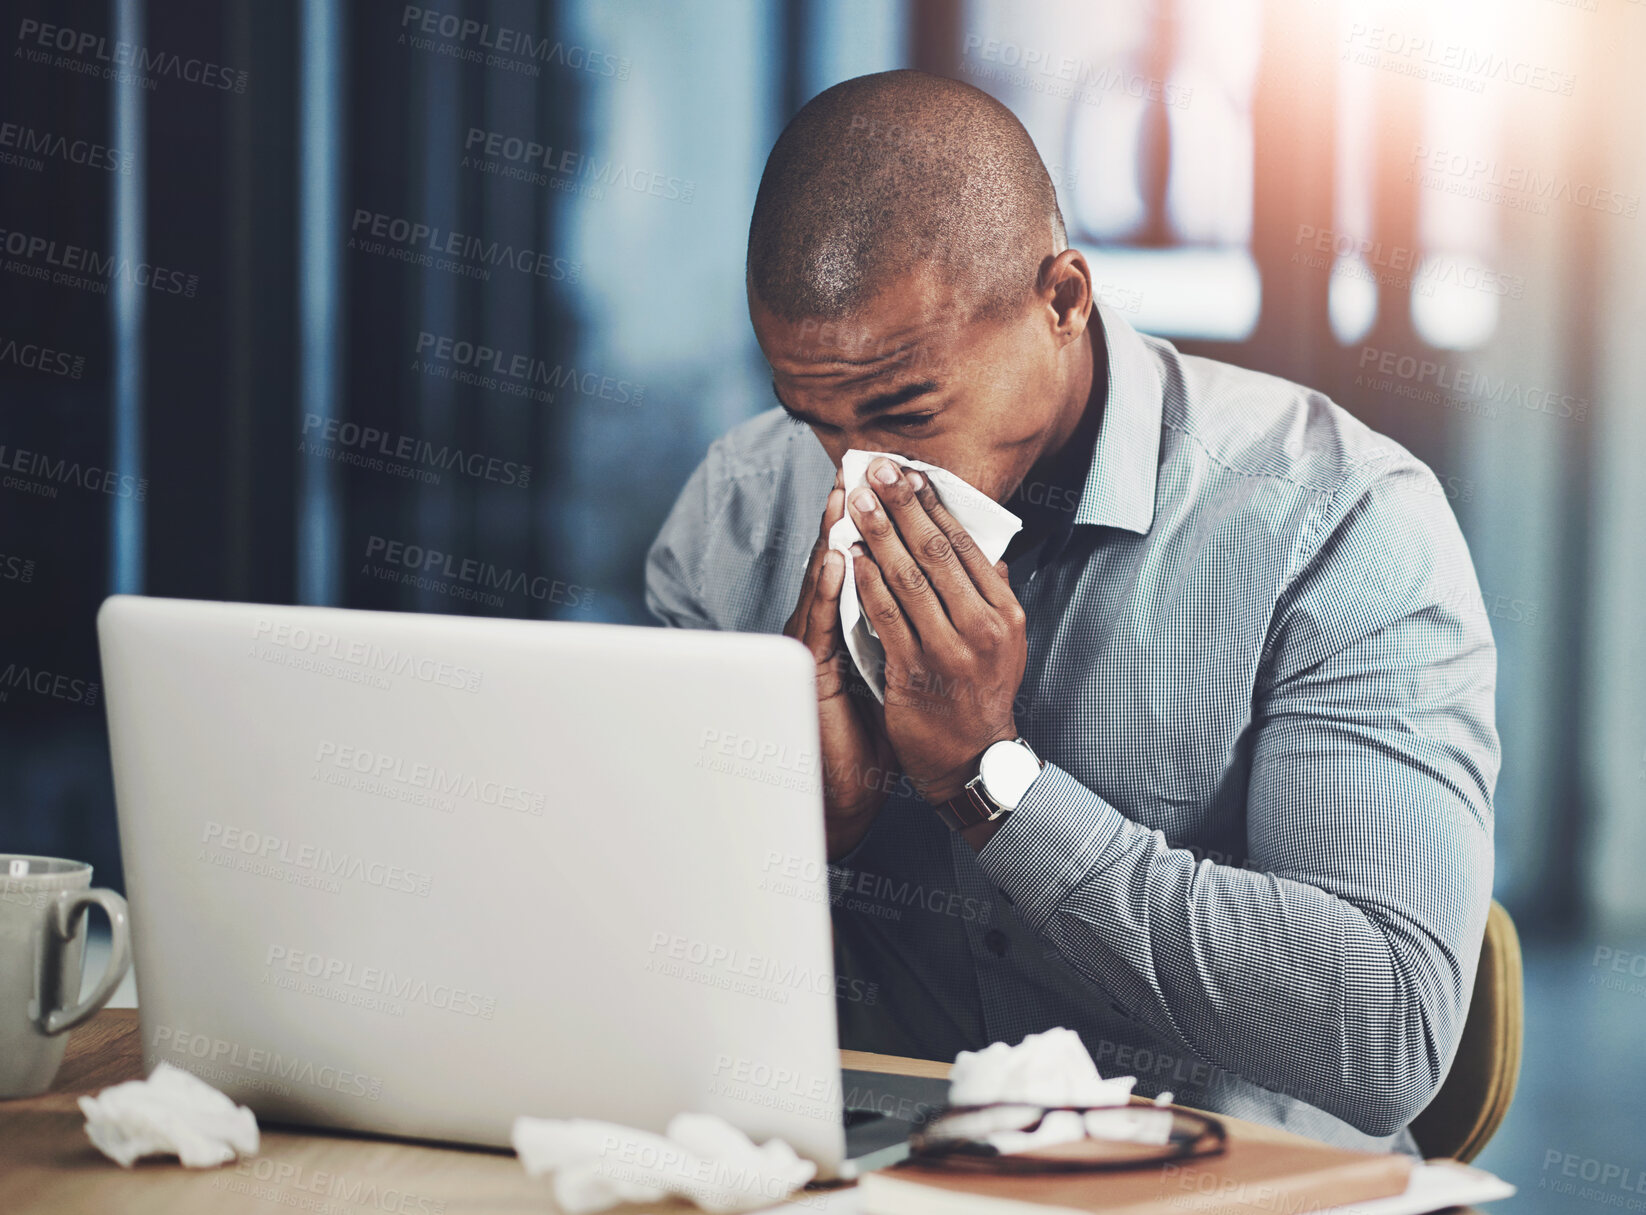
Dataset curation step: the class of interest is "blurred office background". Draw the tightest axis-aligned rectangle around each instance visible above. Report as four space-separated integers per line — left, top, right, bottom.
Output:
1 0 1642 1201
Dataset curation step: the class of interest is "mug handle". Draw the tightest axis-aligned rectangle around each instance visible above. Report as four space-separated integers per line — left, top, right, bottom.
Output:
42 888 132 1036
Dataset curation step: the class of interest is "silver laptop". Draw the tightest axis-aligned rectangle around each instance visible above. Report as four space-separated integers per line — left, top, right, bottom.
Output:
97 595 934 1178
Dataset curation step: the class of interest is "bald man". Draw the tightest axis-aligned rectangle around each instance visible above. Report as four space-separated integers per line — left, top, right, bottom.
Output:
646 70 1497 1158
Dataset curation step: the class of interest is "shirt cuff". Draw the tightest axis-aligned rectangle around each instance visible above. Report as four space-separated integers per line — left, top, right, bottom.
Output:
975 761 1129 932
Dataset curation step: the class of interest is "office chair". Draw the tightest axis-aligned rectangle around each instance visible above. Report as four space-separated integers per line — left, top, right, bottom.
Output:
1408 900 1524 1162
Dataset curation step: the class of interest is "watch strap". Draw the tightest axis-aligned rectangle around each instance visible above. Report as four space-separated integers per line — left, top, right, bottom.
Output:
934 781 999 831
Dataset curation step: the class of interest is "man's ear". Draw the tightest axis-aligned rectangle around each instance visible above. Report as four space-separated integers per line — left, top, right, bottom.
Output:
1036 248 1093 342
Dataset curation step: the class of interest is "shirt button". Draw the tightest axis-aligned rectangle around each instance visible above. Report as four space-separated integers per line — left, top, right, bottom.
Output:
984 930 1009 957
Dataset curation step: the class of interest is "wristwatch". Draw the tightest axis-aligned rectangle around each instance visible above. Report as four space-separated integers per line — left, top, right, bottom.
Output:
934 737 1044 831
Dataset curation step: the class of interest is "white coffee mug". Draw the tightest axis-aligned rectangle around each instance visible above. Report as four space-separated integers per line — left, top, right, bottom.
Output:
0 854 132 1099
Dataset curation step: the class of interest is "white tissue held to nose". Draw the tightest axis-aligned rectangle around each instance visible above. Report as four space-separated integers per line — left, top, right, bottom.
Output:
77 1060 260 1168
512 1111 816 1215
826 449 1023 703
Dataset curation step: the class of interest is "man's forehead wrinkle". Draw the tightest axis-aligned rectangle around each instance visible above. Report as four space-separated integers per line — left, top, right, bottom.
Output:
773 373 940 424
783 342 924 379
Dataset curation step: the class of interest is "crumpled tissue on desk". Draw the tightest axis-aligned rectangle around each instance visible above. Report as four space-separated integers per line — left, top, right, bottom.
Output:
946 1026 1173 1152
512 1110 816 1214
78 1060 260 1168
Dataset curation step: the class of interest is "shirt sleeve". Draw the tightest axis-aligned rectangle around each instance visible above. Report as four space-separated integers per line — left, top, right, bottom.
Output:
975 460 1499 1139
644 446 720 630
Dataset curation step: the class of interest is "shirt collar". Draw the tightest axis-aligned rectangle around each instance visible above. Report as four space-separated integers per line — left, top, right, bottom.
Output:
1070 301 1164 536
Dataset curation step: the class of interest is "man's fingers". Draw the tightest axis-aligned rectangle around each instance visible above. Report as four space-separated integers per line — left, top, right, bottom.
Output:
847 485 955 645
912 475 1018 610
809 487 847 600
851 540 921 663
788 487 847 638
806 548 845 638
819 484 845 542
801 549 847 669
871 461 992 633
808 487 846 585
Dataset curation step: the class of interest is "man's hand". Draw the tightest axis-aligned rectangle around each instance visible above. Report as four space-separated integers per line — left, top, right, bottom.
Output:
784 468 900 859
845 457 1029 805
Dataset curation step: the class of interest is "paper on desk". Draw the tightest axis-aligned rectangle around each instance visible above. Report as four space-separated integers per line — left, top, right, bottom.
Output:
828 449 1022 703
818 1159 1514 1215
512 1111 815 1214
1320 1159 1515 1215
78 1060 259 1168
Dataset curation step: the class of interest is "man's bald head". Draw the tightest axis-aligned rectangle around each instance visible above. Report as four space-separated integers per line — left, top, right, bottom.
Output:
746 70 1067 325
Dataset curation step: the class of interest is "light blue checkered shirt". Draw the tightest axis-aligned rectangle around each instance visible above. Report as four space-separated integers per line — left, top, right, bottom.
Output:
644 302 1498 1157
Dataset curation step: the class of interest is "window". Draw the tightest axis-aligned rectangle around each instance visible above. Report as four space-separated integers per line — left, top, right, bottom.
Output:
962 0 1263 340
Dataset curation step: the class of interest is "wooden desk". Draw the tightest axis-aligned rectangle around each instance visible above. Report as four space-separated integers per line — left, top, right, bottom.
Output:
0 1011 1459 1215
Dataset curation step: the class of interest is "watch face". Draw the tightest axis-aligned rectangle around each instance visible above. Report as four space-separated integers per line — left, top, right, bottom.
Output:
979 740 1041 810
